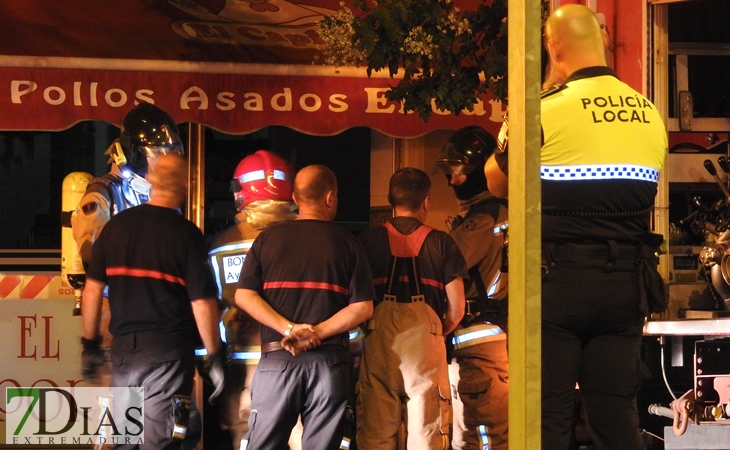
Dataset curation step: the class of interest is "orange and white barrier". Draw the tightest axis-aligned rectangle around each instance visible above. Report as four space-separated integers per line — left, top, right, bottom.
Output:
0 275 76 300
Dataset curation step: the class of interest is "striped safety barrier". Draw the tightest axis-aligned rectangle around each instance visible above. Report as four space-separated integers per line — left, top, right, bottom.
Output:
0 275 75 300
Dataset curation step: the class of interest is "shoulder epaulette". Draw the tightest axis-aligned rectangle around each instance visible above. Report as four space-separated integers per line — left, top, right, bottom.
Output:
541 84 566 98
87 174 125 216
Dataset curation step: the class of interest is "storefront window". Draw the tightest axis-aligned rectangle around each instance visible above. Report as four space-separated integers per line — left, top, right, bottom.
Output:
204 126 371 238
0 123 370 270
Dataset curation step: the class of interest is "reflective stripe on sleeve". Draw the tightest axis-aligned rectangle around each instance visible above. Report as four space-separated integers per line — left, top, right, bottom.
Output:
478 424 490 450
173 425 187 440
452 323 505 350
230 351 261 364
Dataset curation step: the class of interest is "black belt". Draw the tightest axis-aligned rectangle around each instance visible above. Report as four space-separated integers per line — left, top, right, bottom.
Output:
261 335 348 354
260 341 287 353
547 242 642 263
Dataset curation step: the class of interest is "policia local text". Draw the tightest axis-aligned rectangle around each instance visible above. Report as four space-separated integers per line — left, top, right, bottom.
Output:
581 95 656 123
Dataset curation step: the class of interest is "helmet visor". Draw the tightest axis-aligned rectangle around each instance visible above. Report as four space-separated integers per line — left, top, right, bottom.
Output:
138 141 185 159
433 143 476 175
141 142 184 172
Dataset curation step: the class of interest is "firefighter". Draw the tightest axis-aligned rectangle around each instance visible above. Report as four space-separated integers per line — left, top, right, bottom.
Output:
73 102 185 351
356 167 467 450
72 102 190 447
207 150 297 449
72 102 185 270
80 153 223 450
434 126 509 450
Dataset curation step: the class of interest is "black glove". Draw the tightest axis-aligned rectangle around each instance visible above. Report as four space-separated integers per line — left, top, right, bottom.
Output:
445 331 455 363
199 351 226 404
81 336 105 384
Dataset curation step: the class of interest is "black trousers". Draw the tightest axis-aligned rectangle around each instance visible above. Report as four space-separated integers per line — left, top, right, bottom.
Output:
542 260 646 450
245 346 352 450
110 331 197 450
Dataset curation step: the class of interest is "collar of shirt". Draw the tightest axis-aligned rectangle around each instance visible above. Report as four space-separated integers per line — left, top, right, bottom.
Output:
564 66 619 84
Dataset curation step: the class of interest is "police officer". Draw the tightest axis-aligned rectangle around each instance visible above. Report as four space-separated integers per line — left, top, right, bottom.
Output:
486 5 667 449
434 126 509 450
208 150 297 448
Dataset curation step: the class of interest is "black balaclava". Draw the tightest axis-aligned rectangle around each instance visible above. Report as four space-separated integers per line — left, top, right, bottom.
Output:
448 169 488 200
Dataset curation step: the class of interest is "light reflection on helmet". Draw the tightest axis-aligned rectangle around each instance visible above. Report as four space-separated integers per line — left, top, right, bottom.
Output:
434 126 499 200
116 103 184 177
231 150 294 212
433 126 498 176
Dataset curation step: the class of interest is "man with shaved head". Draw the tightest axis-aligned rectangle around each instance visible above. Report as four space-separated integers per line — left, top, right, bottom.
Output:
82 153 224 449
486 4 667 449
235 164 374 450
294 164 339 207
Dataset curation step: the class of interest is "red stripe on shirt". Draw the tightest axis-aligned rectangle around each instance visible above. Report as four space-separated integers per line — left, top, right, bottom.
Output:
106 267 187 287
263 281 348 295
418 278 444 289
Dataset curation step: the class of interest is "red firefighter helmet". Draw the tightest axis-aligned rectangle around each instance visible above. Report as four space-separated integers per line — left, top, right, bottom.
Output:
232 150 294 211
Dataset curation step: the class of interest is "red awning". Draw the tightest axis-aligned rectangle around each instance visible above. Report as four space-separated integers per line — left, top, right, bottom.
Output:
0 0 503 138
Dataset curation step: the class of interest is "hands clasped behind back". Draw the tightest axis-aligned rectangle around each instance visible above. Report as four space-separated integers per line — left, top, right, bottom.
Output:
281 323 321 356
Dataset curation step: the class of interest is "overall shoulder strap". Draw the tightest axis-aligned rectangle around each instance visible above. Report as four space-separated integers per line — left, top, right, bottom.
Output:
382 221 434 299
384 221 433 257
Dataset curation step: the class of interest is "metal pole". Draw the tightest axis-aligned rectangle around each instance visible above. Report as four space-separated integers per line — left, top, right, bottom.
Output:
507 0 543 448
185 122 206 450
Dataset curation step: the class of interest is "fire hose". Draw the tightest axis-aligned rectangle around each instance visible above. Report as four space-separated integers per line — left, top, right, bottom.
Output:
648 389 694 436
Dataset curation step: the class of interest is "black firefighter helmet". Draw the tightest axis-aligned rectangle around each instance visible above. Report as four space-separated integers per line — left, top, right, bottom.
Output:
434 125 498 200
113 103 184 176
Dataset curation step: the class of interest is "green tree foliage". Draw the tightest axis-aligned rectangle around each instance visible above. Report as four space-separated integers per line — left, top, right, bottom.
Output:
318 0 509 122
318 0 551 122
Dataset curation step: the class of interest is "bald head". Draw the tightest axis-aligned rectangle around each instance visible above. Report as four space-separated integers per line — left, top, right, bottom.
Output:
544 4 606 82
148 153 188 207
293 165 338 221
